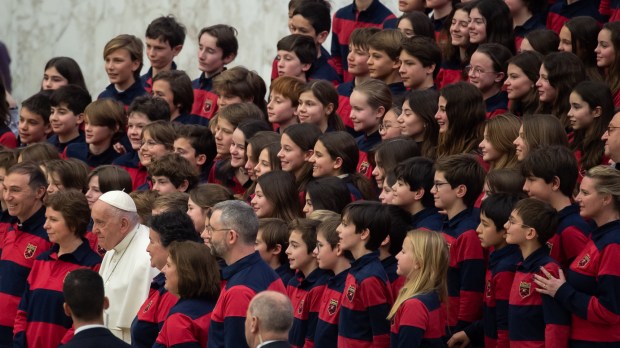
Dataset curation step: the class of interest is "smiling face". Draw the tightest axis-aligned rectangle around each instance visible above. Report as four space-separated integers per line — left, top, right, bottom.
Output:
595 28 615 69
435 96 449 134
513 125 528 161
568 91 599 130
308 140 340 178
297 91 330 130
214 117 235 156
602 112 620 161
379 109 401 140
49 104 82 138
468 51 501 94
505 63 534 100
127 112 151 150
347 44 370 76
398 100 426 140
536 65 557 103
4 172 44 223
42 66 69 90
229 128 247 168
558 26 572 53
450 9 470 47
44 206 76 246
349 90 381 133
278 133 310 175
468 8 487 45
139 130 169 167
250 183 274 218
104 48 140 90
479 125 501 163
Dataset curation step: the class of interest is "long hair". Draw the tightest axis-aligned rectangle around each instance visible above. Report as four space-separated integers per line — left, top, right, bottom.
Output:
257 171 303 222
507 51 543 115
43 57 87 91
522 114 569 153
471 0 515 53
405 90 439 159
387 229 449 320
483 113 520 169
565 16 603 81
602 21 620 96
300 80 345 131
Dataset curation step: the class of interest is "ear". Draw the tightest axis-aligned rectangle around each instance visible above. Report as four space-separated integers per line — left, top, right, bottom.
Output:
75 113 85 125
196 154 207 166
360 228 370 242
593 106 603 118
250 315 259 333
171 45 183 57
177 179 189 193
222 53 237 65
316 31 329 45
335 243 345 256
44 123 53 136
35 185 47 200
63 303 72 317
324 103 334 117
303 149 314 161
413 187 425 201
380 235 390 247
271 243 282 256
455 184 467 199
551 176 561 192
119 216 131 234
525 227 537 241
375 106 386 120
425 63 436 76
392 58 402 70
227 229 239 245
494 72 505 84
301 63 312 73
333 157 344 170
131 59 141 72
103 296 110 310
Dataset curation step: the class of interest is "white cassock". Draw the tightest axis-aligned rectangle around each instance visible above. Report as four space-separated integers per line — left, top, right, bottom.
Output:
98 223 158 343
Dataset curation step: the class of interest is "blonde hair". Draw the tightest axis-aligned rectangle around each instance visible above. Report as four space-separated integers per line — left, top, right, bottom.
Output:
387 229 449 320
586 165 620 212
353 79 392 115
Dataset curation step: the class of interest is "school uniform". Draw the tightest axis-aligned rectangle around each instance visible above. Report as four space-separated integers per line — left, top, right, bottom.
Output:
340 174 364 201
440 208 485 333
191 71 221 120
0 125 16 149
338 250 393 348
436 59 464 90
64 143 121 168
513 14 545 52
0 207 51 347
548 204 591 268
287 268 330 348
0 210 16 258
98 80 148 108
207 252 286 348
141 62 177 94
546 0 604 34
208 159 252 196
308 47 343 87
47 131 85 153
485 91 509 120
173 113 210 126
331 0 395 82
62 326 130 348
130 272 178 348
13 241 102 348
355 131 381 154
275 264 295 287
508 247 570 347
315 270 348 348
411 207 444 232
554 219 620 346
389 292 447 348
382 255 404 300
153 297 217 348
600 0 620 22
112 150 149 191
431 14 449 43
388 82 407 99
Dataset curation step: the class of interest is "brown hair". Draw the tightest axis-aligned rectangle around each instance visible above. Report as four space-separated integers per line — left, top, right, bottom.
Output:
483 113 520 170
189 184 234 210
258 218 290 265
142 120 176 151
168 241 220 299
19 143 60 165
148 153 198 191
84 99 127 143
46 158 90 193
213 66 267 116
367 29 404 60
103 34 144 80
129 190 159 224
269 76 305 108
44 189 90 236
88 165 133 193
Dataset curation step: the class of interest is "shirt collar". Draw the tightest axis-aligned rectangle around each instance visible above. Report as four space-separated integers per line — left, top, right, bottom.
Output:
221 251 262 280
113 223 140 253
351 250 380 270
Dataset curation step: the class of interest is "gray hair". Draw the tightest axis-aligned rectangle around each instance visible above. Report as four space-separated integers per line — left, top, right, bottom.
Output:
248 291 293 334
108 204 140 229
212 200 258 245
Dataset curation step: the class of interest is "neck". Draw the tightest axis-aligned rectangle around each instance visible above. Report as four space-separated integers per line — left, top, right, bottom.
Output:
72 318 105 331
482 85 501 101
493 240 508 251
459 47 468 62
115 77 135 91
278 117 298 132
519 242 541 260
415 78 435 91
550 195 572 212
152 62 173 79
354 75 371 86
593 208 620 227
378 246 390 261
446 201 468 220
317 118 329 133
433 3 452 19
407 201 424 215
235 167 250 185
351 245 372 261
267 257 281 270
18 202 42 224
365 125 380 136
169 109 181 121
300 261 318 279
205 68 224 79
382 71 402 85
89 140 112 155
567 0 577 4
58 237 83 256
512 9 532 28
331 258 351 275
355 0 373 11
225 246 256 266
254 333 288 347
58 129 80 144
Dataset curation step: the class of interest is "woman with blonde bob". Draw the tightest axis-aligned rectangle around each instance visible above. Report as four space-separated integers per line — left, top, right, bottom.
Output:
388 229 449 347
479 113 520 170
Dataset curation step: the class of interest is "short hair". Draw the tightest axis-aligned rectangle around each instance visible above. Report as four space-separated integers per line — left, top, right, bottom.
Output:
128 96 170 122
0 150 17 171
372 137 420 173
19 143 60 164
44 189 91 236
277 34 317 66
149 153 198 191
213 67 267 116
198 24 239 60
7 162 47 192
88 165 133 194
129 190 158 223
49 85 92 115
585 165 620 212
316 216 341 249
523 29 559 56
306 177 352 214
148 210 202 246
349 27 381 52
258 218 290 265
152 70 194 115
142 120 176 151
175 124 216 166
269 76 305 108
84 99 127 142
292 1 331 34
480 193 522 231
168 241 220 299
367 29 404 61
45 158 90 193
513 198 558 245
400 36 442 78
521 145 578 198
385 205 413 256
43 57 87 91
152 192 189 213
212 200 258 245
485 168 526 197
475 43 513 84
435 154 485 208
342 201 390 251
63 269 104 321
22 92 52 124
189 184 234 210
103 34 144 80
248 291 294 334
145 15 186 48
394 157 435 208
288 218 321 254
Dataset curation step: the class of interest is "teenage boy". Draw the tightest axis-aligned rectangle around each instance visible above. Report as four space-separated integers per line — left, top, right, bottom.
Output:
152 70 209 126
337 27 380 136
267 76 304 133
18 91 52 146
331 0 395 82
448 193 523 348
382 205 413 299
173 124 216 183
98 34 147 107
367 30 406 97
276 34 317 82
192 24 238 120
148 153 198 194
286 218 330 348
392 157 444 231
313 217 351 348
504 198 570 347
0 150 17 247
337 201 393 347
48 85 91 152
521 145 591 267
428 0 454 41
399 36 441 91
141 16 186 93
432 154 486 333
113 96 170 190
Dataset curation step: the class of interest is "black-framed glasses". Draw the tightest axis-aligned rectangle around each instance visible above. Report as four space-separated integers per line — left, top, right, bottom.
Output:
606 125 620 134
433 181 450 190
204 225 230 234
379 123 396 133
506 217 531 229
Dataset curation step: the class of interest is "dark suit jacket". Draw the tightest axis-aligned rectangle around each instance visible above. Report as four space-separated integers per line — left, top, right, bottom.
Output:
62 327 131 348
259 341 291 348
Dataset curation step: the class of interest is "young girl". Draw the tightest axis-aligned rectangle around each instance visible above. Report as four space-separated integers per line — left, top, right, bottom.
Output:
229 119 271 197
379 171 397 204
309 131 374 200
513 114 569 161
519 29 559 55
267 76 304 132
596 21 620 106
137 121 175 189
536 52 587 130
468 0 515 53
251 170 302 222
349 79 391 152
152 70 209 125
388 229 449 347
558 16 602 81
298 80 345 133
64 99 126 168
479 113 520 170
568 81 614 174
213 66 268 117
186 183 234 234
278 123 321 192
45 158 90 194
371 137 420 189
468 43 512 118
398 90 439 159
245 131 281 183
303 176 352 216
437 2 474 89
396 12 435 39
84 165 134 209
41 56 88 91
379 101 403 141
505 51 543 116
435 82 485 159
254 141 282 178
256 218 294 285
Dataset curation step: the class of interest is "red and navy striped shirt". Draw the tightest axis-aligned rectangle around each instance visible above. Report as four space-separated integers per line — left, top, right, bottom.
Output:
315 270 348 348
411 207 444 232
98 80 148 108
154 297 216 348
548 204 591 268
113 151 149 191
389 292 447 348
287 268 330 348
600 0 620 22
140 62 177 94
191 71 221 120
546 0 604 34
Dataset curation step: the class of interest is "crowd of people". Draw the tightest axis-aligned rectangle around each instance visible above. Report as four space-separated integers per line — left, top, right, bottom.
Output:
0 0 620 347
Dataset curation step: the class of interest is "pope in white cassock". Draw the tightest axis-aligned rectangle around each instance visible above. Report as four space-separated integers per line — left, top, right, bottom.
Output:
91 190 158 344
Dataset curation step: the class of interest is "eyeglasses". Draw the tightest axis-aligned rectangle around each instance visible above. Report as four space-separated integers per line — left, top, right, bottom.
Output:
506 218 531 229
465 65 497 77
433 181 450 190
379 123 396 133
204 225 230 234
606 125 620 134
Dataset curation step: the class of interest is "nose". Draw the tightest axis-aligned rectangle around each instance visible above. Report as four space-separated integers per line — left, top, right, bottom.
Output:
277 149 285 159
